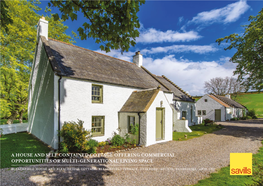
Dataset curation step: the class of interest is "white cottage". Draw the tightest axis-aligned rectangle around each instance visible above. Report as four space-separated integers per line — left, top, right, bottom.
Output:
196 94 247 121
28 18 197 149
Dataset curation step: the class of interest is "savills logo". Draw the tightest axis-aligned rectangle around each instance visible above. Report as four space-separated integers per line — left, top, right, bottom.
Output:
231 167 252 174
230 153 252 175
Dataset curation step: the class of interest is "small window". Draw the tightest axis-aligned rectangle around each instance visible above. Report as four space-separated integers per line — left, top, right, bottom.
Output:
202 110 206 115
92 116 104 136
128 116 135 133
197 110 201 115
92 85 103 103
204 99 208 102
182 111 187 118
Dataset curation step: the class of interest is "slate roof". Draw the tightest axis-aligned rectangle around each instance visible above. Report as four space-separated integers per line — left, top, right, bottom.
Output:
119 88 160 112
41 36 194 102
212 94 246 109
208 95 230 108
155 75 195 102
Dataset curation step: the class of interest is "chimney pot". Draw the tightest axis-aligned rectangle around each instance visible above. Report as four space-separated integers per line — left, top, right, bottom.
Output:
37 17 48 40
133 51 143 67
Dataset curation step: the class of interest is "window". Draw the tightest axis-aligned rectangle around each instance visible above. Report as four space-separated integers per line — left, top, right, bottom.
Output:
198 110 201 115
92 116 104 136
92 85 103 103
182 111 187 118
204 99 208 102
128 116 135 133
202 110 206 115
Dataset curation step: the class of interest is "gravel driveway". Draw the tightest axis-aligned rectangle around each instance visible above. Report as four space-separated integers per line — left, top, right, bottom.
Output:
1 119 263 186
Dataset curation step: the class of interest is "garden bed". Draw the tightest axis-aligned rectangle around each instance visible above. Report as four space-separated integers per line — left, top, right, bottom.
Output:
96 143 138 153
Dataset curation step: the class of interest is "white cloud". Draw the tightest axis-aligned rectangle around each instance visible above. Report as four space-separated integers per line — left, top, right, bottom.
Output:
178 17 184 25
144 56 237 95
95 50 236 95
141 44 218 54
185 0 249 27
137 29 201 43
95 50 134 62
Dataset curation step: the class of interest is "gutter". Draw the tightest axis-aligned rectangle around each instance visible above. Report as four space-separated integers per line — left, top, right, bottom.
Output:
58 76 62 150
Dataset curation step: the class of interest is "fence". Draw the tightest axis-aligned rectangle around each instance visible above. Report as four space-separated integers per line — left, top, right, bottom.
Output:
0 123 29 135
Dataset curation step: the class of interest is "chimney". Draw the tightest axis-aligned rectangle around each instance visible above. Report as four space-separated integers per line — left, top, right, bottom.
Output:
37 17 48 40
225 94 231 99
133 51 143 67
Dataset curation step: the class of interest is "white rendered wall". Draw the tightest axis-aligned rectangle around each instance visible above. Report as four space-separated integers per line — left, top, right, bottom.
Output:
196 94 226 121
175 101 198 126
145 91 173 147
28 43 56 148
60 78 139 142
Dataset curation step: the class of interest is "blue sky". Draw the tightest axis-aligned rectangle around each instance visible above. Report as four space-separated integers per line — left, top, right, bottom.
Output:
39 0 263 96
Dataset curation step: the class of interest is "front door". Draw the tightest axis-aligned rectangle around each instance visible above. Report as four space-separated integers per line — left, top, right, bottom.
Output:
215 109 221 121
156 108 164 141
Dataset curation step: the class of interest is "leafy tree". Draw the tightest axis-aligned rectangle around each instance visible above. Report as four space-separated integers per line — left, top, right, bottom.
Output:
0 0 75 124
0 1 13 32
49 0 145 52
216 9 263 92
204 76 245 97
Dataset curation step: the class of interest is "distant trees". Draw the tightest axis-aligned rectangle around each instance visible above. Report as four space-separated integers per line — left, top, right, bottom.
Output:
204 77 245 97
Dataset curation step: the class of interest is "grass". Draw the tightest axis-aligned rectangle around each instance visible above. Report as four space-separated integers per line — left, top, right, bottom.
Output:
194 141 263 186
0 119 28 125
173 124 224 141
233 92 263 118
0 132 51 168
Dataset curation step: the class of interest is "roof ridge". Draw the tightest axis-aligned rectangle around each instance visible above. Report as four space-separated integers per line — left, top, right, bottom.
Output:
140 66 171 91
161 75 195 100
48 37 136 66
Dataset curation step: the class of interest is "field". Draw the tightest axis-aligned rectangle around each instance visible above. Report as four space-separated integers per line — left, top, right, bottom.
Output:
232 92 263 118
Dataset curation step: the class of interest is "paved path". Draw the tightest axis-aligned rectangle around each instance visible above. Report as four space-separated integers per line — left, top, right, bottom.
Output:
1 119 263 186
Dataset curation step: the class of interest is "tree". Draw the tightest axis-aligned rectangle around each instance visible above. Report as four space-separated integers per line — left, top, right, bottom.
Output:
49 0 145 52
216 9 263 92
204 77 245 97
0 1 13 32
0 0 75 124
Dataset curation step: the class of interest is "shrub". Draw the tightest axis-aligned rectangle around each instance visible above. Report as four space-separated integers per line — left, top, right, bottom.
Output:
252 115 258 119
204 119 213 126
87 139 98 154
98 141 107 147
111 134 125 146
247 116 252 119
88 139 98 148
130 124 139 135
248 109 256 117
106 138 111 145
125 133 131 143
59 119 91 153
240 116 247 120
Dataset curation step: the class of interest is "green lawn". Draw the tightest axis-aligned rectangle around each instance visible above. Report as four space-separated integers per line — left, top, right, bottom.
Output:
233 93 263 118
0 119 28 125
195 141 263 186
173 124 224 141
0 132 51 168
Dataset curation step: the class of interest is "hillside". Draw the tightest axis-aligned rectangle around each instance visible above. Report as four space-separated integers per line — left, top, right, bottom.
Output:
232 92 263 118
193 92 263 118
